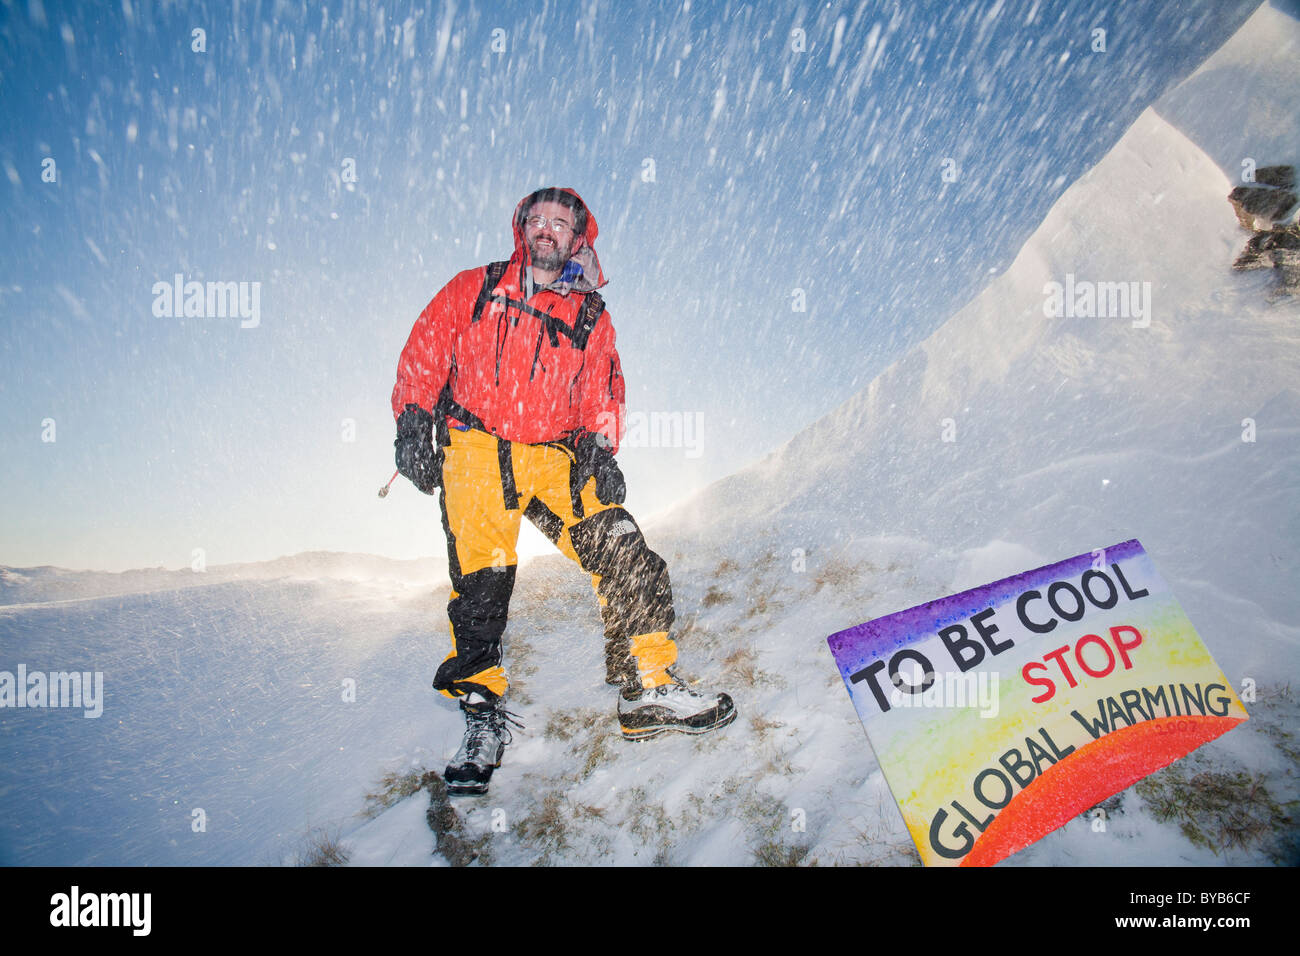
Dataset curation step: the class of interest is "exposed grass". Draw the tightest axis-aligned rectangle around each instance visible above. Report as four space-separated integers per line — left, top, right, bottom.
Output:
672 613 720 646
718 774 748 797
760 745 799 778
621 786 678 864
509 787 616 864
507 687 534 706
701 585 731 607
543 711 577 741
422 771 492 866
512 791 572 865
722 646 761 686
833 821 924 867
360 767 426 819
1252 682 1299 764
735 791 814 867
543 706 606 743
753 839 813 866
289 827 350 867
571 802 607 822
578 730 617 779
544 707 614 780
813 558 868 594
750 713 786 743
1135 763 1295 862
722 645 782 689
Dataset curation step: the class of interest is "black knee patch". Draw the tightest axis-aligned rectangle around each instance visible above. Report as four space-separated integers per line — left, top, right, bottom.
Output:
569 508 674 637
568 508 645 574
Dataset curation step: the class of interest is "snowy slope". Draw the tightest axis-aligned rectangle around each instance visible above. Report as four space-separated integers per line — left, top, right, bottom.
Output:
1154 1 1300 175
0 575 444 865
3 4 1298 868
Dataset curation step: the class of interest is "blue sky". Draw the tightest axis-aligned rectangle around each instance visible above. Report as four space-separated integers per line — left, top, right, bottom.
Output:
0 0 1267 570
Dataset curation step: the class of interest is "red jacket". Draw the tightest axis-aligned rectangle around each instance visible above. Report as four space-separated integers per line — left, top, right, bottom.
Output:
391 188 625 452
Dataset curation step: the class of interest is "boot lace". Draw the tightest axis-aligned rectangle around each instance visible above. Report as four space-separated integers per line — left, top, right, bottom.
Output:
654 675 698 699
461 703 525 760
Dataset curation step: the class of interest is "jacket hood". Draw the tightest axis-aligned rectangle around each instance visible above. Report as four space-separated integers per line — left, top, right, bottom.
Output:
511 186 606 294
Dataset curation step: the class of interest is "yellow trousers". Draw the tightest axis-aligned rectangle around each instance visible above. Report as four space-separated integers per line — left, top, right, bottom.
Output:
432 427 677 700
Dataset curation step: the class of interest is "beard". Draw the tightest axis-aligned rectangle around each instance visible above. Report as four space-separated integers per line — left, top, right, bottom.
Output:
528 235 572 273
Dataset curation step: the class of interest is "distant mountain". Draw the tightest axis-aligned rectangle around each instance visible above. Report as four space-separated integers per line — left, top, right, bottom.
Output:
0 551 443 607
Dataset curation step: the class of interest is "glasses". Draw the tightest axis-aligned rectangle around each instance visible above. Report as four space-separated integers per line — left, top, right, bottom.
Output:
523 215 575 234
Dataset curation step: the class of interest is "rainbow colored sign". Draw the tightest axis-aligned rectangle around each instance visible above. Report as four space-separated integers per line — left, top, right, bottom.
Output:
827 539 1248 867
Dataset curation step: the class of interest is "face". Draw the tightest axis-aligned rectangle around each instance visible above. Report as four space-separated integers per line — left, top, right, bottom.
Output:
522 200 578 273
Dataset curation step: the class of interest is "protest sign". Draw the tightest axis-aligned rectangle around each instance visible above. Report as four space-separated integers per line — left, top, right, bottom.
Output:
827 539 1248 866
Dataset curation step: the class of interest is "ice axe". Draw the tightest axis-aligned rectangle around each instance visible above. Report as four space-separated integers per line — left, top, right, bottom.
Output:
377 469 399 498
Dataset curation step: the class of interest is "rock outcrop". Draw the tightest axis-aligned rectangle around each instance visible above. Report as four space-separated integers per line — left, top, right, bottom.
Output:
1230 164 1299 297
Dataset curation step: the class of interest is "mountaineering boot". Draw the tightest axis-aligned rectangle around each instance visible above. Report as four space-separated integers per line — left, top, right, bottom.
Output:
444 693 520 796
617 676 736 741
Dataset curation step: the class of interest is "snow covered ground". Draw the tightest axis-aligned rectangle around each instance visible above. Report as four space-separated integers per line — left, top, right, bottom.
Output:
2 4 1297 867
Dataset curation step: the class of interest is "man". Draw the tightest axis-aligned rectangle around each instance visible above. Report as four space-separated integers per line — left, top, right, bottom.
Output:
391 187 735 795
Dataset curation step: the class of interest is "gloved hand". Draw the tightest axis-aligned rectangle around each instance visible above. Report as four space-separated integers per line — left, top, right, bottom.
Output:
570 429 626 505
394 403 442 494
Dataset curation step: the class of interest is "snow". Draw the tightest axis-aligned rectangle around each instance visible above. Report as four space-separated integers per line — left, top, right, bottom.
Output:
1 3 1297 867
1155 1 1300 173
342 796 436 867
